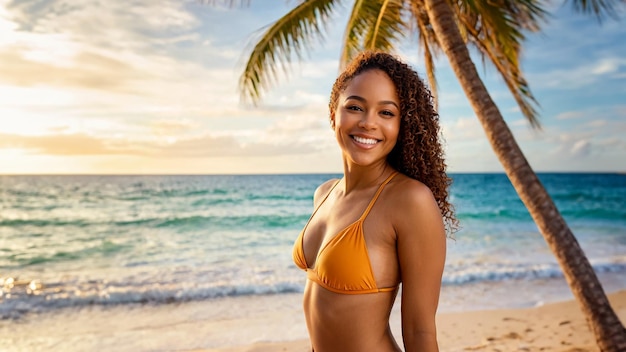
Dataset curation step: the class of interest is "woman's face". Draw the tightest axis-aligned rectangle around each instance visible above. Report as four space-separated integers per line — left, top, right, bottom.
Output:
331 69 401 168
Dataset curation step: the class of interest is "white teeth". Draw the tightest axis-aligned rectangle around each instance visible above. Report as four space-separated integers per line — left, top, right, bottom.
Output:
353 136 378 145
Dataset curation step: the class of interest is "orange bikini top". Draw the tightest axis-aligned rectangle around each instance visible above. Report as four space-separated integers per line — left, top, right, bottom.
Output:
292 172 399 295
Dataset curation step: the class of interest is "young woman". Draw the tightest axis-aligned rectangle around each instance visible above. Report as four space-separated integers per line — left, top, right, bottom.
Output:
293 51 457 351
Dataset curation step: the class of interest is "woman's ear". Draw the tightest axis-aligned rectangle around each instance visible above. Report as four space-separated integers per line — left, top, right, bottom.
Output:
330 111 336 129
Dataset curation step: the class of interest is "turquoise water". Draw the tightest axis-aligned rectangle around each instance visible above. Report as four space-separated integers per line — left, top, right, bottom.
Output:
1 173 625 318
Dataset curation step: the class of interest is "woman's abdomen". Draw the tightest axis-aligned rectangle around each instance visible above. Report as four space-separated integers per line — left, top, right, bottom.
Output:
302 281 401 352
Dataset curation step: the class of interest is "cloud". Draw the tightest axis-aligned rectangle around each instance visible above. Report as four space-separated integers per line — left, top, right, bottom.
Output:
591 58 623 75
158 134 316 157
0 50 152 91
150 119 198 136
7 0 199 46
556 111 586 120
586 119 607 128
442 117 485 141
262 107 334 149
530 56 626 90
0 133 123 155
518 114 626 166
441 103 626 172
0 126 323 158
0 1 271 138
510 119 529 127
570 140 591 157
0 0 205 93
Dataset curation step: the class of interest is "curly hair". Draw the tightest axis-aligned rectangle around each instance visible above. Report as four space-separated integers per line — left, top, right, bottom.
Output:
329 50 458 235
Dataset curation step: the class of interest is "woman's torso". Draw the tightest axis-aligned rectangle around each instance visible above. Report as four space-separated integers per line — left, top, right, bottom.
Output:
294 173 404 351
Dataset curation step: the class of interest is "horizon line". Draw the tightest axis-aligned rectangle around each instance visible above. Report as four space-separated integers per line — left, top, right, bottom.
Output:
1 171 624 177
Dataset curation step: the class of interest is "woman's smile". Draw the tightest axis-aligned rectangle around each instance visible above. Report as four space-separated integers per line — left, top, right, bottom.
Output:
351 134 380 147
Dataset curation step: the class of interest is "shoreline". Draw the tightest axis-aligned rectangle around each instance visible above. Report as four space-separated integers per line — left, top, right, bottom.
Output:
1 280 625 351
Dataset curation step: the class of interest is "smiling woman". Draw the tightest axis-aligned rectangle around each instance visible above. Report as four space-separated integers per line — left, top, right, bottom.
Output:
292 51 458 352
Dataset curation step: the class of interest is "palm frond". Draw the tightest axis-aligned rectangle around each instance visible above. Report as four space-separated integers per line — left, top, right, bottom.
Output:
363 1 406 53
468 24 540 127
239 0 339 104
340 0 406 68
408 0 440 107
408 0 440 48
455 0 546 127
340 0 371 68
567 0 621 22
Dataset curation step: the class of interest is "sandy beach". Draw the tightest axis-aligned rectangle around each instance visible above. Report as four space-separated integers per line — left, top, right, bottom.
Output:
211 290 626 352
2 284 624 352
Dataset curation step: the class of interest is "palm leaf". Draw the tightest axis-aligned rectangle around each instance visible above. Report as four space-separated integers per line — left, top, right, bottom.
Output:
364 0 406 51
239 0 340 104
408 0 441 107
568 0 621 21
455 0 546 126
340 0 406 68
340 0 371 67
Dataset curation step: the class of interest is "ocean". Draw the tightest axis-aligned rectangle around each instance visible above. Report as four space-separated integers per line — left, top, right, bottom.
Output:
1 173 626 321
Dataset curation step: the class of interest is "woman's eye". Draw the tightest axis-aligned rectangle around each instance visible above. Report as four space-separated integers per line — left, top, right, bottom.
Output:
347 105 362 111
381 110 395 117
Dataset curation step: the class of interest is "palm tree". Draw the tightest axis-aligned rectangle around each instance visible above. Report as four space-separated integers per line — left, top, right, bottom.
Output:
224 0 626 349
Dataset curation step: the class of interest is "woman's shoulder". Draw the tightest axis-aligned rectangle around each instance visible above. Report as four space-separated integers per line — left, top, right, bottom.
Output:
386 173 445 239
387 173 436 207
312 178 340 204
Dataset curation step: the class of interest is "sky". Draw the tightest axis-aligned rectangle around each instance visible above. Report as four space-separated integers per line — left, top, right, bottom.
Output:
0 0 624 175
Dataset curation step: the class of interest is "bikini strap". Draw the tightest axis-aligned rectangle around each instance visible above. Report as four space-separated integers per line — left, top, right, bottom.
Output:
309 179 340 219
359 171 399 220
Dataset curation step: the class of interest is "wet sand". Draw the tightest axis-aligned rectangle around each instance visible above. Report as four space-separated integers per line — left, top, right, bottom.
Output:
1 286 624 352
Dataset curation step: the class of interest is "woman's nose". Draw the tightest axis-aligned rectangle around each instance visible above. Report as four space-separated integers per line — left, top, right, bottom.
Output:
357 111 377 130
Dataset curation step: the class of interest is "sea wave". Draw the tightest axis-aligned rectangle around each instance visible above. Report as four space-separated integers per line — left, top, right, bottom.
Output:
443 258 626 285
0 279 302 320
154 214 308 229
560 207 626 221
456 208 530 221
0 214 310 230
0 218 91 227
3 257 625 320
3 241 131 268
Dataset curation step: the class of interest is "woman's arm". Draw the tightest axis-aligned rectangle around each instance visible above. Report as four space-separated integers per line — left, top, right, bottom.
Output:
394 182 447 352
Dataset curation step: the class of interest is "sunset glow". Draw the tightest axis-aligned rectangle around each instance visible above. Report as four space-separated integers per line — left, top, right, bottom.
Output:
1 1 624 174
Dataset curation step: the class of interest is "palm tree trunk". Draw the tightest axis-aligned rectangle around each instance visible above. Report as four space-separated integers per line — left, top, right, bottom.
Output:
420 0 626 350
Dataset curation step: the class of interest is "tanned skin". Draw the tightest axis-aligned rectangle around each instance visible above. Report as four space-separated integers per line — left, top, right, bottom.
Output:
300 69 446 352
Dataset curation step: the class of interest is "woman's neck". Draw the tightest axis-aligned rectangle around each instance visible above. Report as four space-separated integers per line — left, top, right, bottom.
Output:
341 161 394 194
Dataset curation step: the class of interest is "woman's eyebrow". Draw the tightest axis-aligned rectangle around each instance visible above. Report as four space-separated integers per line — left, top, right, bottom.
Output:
379 100 399 109
345 95 366 102
345 95 399 109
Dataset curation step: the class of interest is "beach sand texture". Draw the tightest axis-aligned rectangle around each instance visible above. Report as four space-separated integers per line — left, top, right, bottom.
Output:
2 290 624 352
210 290 626 352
